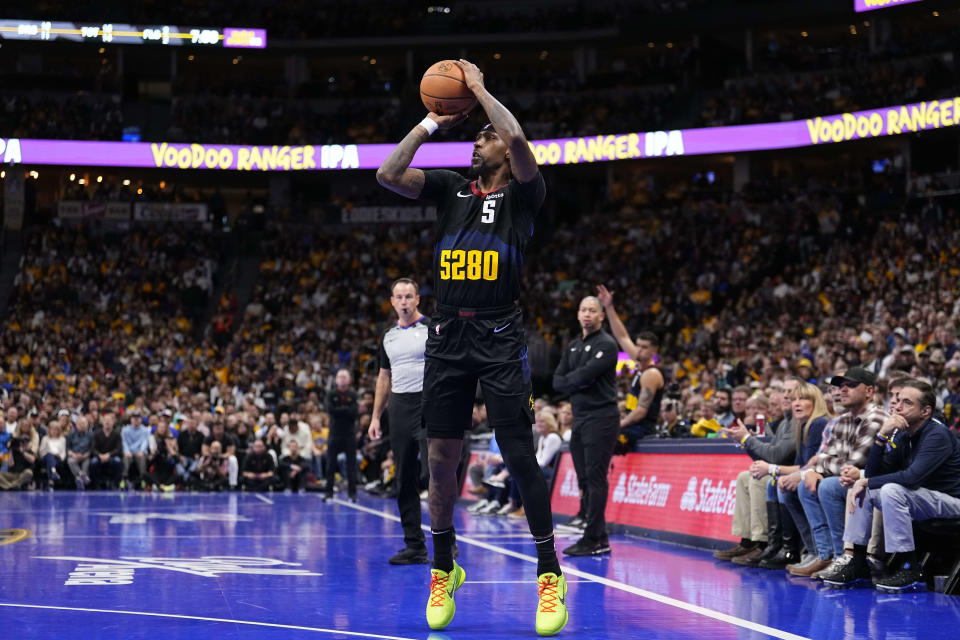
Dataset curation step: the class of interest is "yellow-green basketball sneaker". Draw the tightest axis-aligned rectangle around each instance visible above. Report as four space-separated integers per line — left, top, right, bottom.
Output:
536 572 568 636
426 562 466 630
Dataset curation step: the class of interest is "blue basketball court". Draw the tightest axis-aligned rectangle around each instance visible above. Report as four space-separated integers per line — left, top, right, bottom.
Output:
1 491 958 639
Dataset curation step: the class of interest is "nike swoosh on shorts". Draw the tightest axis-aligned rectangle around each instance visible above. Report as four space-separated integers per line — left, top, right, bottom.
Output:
493 323 510 333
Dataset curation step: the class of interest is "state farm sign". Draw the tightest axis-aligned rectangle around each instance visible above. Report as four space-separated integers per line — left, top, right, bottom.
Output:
551 452 746 542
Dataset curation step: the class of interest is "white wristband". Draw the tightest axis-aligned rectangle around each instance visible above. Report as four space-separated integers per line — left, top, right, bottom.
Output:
419 117 438 135
769 464 779 476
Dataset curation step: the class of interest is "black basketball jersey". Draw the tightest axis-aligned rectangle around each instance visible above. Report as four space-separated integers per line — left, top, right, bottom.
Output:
420 170 546 308
626 364 668 431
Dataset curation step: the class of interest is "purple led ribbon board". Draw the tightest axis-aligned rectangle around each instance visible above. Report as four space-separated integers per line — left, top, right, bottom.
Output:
223 28 266 48
7 96 959 170
854 0 924 12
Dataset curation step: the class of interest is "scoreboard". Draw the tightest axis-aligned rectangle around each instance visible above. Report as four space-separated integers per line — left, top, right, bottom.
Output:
0 20 266 48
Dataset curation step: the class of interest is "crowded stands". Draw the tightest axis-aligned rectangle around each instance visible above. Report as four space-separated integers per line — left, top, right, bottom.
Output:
2 0 960 609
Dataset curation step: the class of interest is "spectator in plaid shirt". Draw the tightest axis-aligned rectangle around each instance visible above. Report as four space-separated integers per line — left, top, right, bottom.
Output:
796 367 889 576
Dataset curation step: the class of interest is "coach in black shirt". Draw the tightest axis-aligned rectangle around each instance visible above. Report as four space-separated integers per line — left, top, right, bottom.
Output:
553 295 619 556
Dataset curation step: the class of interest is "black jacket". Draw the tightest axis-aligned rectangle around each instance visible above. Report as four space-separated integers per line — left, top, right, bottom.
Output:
553 329 619 427
326 389 359 437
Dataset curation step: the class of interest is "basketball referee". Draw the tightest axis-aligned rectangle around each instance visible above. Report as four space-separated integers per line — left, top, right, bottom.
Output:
369 278 431 565
377 59 567 636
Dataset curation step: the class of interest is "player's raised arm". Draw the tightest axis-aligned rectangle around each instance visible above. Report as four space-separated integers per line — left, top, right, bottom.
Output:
376 112 469 199
456 59 539 183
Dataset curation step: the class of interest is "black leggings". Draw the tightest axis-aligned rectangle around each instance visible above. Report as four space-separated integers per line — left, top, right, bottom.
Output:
495 426 554 539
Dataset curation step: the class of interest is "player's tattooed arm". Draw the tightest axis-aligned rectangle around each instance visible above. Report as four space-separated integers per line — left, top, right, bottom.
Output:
376 128 429 199
621 388 654 426
377 112 468 199
456 59 538 183
636 387 655 412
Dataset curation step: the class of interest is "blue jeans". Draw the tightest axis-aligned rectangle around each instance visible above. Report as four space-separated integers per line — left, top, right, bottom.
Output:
766 480 778 502
798 475 848 558
778 485 815 557
845 483 960 552
44 453 62 480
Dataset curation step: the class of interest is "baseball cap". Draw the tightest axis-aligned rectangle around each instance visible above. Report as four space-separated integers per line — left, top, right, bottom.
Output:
893 327 908 339
947 365 960 376
829 366 878 388
899 345 915 354
930 349 947 364
797 358 813 368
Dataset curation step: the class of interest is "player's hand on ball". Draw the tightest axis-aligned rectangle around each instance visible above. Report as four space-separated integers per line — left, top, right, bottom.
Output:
427 111 470 130
455 59 485 93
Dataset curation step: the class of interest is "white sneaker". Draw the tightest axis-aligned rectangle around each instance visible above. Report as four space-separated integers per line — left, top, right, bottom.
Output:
467 499 489 513
478 501 502 516
495 502 514 516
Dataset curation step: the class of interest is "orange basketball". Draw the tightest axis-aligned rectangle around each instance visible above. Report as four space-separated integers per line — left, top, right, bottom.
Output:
420 60 476 115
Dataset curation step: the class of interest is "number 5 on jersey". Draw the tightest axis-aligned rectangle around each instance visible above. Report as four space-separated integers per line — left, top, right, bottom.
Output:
481 199 496 224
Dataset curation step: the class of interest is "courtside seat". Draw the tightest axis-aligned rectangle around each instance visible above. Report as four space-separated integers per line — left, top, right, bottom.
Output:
914 519 960 595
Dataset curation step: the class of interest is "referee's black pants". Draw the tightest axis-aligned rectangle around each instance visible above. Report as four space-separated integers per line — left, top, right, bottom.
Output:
325 431 357 497
389 392 428 550
569 416 619 542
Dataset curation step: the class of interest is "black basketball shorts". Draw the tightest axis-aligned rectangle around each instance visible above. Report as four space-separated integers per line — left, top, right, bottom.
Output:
423 306 535 439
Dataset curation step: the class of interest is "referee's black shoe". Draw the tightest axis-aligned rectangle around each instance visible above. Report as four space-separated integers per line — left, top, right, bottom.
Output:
389 546 430 565
562 537 611 557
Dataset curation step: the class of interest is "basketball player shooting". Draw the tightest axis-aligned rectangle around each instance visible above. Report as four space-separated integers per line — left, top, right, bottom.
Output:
376 59 568 636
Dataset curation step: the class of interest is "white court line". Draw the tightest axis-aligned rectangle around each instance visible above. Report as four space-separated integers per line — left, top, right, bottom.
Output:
336 499 811 640
0 603 420 640
254 494 274 505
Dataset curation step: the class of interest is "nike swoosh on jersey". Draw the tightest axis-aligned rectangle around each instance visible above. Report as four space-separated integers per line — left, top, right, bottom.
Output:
456 191 472 198
493 323 511 333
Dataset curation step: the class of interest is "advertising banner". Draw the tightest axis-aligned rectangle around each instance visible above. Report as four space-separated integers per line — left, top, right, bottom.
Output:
551 451 746 542
57 201 130 221
133 202 208 222
341 206 437 223
854 0 924 12
8 96 960 170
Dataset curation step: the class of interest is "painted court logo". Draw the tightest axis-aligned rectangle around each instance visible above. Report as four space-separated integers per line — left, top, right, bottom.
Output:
0 528 30 546
34 555 322 586
94 512 252 525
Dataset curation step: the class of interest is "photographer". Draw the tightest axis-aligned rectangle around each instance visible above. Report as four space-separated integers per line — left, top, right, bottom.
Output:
656 393 692 438
202 421 239 489
197 440 230 491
